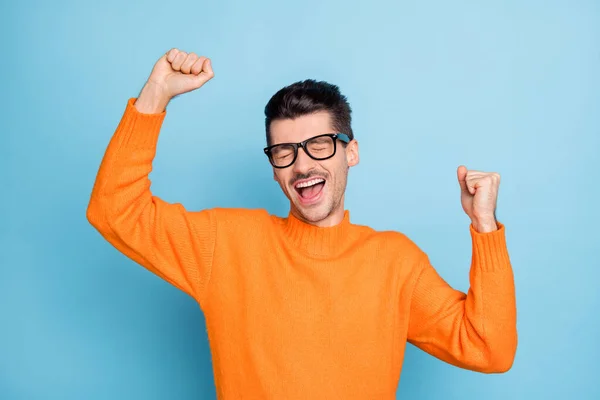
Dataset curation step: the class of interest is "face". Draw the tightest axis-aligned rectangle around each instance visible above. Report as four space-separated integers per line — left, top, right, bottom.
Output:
269 111 359 227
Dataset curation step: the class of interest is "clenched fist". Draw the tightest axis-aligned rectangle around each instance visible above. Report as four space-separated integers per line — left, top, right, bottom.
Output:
457 165 500 233
135 48 214 113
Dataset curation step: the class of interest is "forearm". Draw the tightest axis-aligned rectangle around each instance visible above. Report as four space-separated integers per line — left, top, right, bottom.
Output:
86 94 169 281
467 222 517 369
87 96 165 222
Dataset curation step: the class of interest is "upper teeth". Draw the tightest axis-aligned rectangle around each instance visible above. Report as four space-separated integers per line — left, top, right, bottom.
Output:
296 178 325 188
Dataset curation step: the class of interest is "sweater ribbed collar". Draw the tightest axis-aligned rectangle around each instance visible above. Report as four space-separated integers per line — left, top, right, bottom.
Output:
280 210 354 258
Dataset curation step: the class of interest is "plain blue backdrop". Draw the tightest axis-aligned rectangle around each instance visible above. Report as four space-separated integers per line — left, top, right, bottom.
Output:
1 0 599 398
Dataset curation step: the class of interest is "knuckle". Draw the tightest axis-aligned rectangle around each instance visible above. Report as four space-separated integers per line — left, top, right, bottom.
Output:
166 49 178 61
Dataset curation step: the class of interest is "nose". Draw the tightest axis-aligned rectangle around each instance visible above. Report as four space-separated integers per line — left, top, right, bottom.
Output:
292 146 316 174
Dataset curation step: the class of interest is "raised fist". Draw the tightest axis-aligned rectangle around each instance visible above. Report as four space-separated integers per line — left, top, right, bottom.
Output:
147 48 215 100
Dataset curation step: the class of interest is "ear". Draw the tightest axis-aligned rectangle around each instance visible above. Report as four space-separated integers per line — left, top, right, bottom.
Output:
345 139 360 167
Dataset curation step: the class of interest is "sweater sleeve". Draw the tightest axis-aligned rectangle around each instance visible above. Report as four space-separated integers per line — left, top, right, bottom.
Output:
406 222 517 373
86 98 217 303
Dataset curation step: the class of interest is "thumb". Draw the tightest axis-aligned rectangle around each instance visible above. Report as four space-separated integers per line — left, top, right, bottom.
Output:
457 165 470 194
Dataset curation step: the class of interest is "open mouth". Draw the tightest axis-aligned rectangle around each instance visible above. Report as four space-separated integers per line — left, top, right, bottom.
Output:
294 177 326 203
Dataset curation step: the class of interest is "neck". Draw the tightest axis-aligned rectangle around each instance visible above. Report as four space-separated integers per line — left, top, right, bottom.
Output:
282 208 354 258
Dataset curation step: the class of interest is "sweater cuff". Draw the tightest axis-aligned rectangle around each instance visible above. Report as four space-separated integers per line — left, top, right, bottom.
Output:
114 98 167 150
469 221 511 272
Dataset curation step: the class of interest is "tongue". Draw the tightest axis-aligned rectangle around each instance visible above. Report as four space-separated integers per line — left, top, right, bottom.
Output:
300 182 324 199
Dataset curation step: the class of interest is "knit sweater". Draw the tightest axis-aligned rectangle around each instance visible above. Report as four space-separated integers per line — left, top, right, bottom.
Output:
86 98 518 399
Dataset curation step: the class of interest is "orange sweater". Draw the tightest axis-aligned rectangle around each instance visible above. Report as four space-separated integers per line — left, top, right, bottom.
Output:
87 98 517 399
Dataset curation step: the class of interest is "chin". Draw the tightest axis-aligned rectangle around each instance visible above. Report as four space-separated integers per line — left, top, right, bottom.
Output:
295 206 329 223
291 195 335 223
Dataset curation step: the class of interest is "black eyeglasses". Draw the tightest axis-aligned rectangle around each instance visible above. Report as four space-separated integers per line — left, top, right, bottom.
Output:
264 133 351 168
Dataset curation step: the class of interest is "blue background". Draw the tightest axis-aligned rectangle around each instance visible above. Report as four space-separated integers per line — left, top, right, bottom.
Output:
1 0 599 398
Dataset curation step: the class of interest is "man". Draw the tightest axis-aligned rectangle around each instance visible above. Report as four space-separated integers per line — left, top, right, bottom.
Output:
87 48 517 399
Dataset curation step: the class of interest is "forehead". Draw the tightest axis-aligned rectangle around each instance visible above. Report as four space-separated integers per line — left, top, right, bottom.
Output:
270 111 334 144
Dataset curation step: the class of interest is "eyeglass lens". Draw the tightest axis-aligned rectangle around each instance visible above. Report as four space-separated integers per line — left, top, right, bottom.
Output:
271 136 335 167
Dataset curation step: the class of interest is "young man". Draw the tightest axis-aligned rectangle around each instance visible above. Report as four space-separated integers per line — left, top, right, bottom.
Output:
87 48 517 399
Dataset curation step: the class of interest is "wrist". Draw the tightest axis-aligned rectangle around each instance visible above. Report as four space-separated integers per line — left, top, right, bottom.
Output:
135 82 171 114
472 217 498 233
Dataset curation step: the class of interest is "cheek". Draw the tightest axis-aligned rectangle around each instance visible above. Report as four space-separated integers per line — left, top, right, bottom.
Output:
324 161 347 188
274 171 291 188
335 156 349 173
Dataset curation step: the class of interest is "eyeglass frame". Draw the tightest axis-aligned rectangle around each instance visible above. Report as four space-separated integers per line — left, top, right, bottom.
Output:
263 133 351 168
